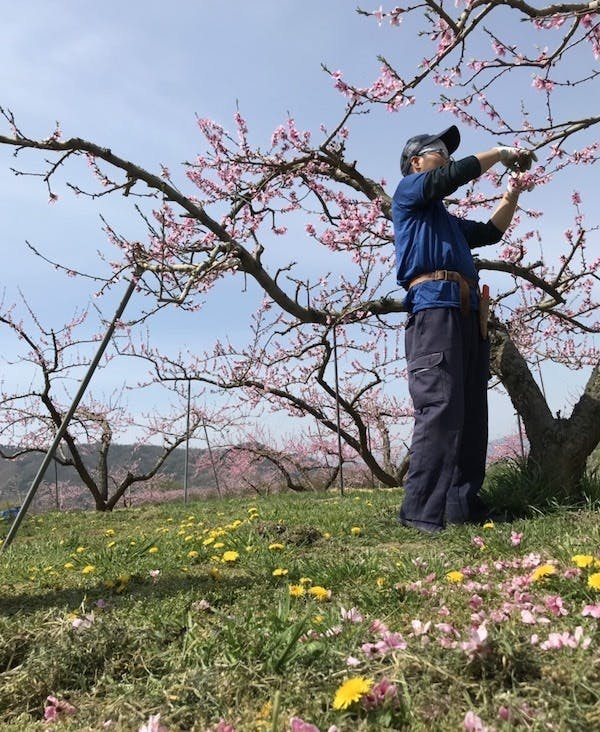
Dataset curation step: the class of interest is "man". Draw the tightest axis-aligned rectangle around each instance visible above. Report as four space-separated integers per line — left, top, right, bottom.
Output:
392 125 536 533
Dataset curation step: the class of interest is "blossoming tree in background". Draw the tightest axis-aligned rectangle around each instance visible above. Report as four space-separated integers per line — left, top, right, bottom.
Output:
0 1 598 499
0 300 239 510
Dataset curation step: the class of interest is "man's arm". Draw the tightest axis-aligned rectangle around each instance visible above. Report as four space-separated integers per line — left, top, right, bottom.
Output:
489 185 520 234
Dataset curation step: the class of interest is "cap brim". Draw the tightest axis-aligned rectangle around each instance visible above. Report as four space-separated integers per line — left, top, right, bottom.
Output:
437 125 460 155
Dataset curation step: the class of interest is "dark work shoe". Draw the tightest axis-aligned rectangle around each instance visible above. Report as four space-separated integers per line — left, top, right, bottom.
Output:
397 516 444 535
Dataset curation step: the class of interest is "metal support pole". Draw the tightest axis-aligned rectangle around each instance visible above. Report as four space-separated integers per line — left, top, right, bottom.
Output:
516 412 526 459
332 325 345 496
203 417 221 497
183 378 191 504
0 272 140 553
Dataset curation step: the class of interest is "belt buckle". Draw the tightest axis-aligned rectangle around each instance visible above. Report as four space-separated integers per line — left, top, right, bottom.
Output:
438 269 449 281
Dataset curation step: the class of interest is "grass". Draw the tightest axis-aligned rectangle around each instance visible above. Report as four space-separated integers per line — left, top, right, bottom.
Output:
0 487 599 731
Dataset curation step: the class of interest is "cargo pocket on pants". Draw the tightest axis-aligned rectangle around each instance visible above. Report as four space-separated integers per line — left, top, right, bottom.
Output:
407 352 446 411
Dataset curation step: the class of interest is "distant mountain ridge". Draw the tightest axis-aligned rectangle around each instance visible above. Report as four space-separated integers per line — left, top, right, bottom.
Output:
0 443 213 505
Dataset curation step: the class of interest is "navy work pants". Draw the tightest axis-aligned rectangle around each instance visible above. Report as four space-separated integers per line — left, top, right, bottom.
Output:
400 307 490 530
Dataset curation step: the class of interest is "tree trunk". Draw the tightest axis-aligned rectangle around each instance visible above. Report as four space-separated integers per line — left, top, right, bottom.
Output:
490 327 600 499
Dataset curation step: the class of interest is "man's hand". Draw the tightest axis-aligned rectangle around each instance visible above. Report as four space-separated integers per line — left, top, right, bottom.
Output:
496 146 538 172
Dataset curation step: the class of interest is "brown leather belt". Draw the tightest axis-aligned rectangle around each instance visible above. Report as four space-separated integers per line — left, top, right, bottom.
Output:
408 269 477 315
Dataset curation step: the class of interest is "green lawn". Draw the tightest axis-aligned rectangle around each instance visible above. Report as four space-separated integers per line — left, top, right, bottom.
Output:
0 489 598 731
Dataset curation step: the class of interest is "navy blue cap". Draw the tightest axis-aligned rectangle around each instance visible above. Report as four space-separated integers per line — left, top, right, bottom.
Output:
400 125 460 175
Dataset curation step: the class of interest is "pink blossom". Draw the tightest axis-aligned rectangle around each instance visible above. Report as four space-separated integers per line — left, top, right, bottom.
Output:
472 536 485 549
341 606 363 623
410 619 431 636
139 714 169 732
545 595 568 616
369 619 388 634
346 655 361 667
532 75 555 92
206 721 236 732
461 624 489 661
469 594 483 610
290 718 320 732
497 706 511 722
44 696 77 724
361 677 399 711
582 603 600 618
510 531 523 546
463 710 492 731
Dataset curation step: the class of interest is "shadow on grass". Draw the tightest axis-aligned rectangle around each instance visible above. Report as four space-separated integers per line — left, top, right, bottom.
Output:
0 569 256 617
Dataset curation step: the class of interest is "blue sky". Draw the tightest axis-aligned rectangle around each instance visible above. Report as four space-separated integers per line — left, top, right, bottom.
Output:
0 1 596 445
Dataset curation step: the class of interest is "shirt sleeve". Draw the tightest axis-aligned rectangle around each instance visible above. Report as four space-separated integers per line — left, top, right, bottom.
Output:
456 218 504 249
422 155 482 201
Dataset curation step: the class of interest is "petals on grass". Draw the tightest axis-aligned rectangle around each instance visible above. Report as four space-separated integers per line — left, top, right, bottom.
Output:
290 717 320 732
446 570 464 583
463 710 491 731
582 603 600 617
530 564 556 582
588 572 600 590
222 551 239 563
332 676 374 710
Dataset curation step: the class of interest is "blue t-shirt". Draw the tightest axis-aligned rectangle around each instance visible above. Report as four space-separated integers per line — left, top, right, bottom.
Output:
392 156 502 313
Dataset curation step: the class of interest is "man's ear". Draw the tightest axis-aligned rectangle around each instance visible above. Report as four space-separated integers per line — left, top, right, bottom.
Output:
410 155 422 173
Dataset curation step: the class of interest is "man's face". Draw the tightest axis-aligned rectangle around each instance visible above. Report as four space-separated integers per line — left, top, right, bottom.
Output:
410 139 450 173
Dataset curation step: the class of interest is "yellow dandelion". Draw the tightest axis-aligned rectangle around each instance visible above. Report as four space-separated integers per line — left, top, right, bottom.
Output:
184 535 194 542
213 542 225 549
222 551 239 563
300 577 312 585
209 567 222 581
350 527 362 536
376 576 387 588
203 537 215 546
148 547 159 554
118 573 131 584
76 546 85 553
530 564 556 582
572 554 595 568
82 565 95 574
308 585 330 601
332 677 374 710
187 550 199 559
588 573 600 590
268 543 285 551
104 529 115 537
313 614 324 624
446 570 464 583
482 521 495 529
107 540 116 548
323 532 331 539
289 584 305 597
63 562 74 569
272 567 289 577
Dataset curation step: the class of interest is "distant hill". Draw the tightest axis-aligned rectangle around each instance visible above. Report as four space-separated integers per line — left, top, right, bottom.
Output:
0 443 217 507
